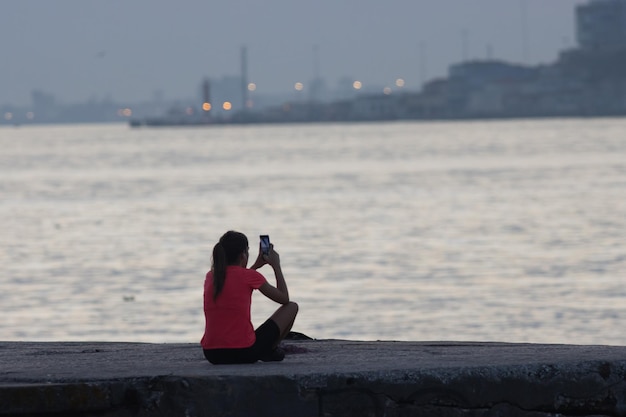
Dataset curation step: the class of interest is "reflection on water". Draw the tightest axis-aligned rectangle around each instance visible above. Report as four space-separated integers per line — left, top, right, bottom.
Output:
1 119 625 344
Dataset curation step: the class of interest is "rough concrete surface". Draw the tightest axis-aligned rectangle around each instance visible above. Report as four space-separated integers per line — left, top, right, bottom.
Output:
1 340 626 416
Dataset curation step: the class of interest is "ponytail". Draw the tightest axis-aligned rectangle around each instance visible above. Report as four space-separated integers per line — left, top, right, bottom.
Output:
212 242 227 301
211 231 249 301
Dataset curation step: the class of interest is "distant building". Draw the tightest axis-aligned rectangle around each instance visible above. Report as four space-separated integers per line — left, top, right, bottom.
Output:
448 61 534 86
349 94 402 120
199 76 243 115
447 61 537 117
576 0 626 50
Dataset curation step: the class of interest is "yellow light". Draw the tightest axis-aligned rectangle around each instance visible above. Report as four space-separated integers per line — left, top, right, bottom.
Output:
247 83 257 91
202 102 212 111
223 101 232 111
4 112 13 120
353 81 362 90
395 78 405 87
383 87 392 95
294 82 304 91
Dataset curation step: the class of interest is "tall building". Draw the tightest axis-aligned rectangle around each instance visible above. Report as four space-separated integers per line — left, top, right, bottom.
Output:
576 0 626 50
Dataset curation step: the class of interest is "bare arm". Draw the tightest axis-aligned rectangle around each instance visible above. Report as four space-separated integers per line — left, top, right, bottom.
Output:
257 245 290 305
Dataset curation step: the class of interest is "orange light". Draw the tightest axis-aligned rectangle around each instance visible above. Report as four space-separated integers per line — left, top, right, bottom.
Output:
202 102 212 111
353 81 362 90
294 82 304 91
247 83 257 91
395 78 405 87
222 102 232 111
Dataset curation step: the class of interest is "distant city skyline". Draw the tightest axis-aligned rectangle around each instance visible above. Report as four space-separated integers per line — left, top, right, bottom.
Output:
2 0 587 106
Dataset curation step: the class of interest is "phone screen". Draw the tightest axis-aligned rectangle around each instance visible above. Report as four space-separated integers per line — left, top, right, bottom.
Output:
260 235 270 255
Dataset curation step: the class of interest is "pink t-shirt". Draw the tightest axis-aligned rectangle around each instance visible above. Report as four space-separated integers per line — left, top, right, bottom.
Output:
201 266 267 349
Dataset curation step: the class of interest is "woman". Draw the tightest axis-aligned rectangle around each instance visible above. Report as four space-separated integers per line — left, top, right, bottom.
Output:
201 231 298 364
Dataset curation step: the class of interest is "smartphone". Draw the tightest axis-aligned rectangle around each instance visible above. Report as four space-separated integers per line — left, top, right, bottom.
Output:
260 235 270 256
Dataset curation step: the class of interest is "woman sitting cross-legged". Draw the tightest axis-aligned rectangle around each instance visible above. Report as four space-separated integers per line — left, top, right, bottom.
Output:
201 231 298 364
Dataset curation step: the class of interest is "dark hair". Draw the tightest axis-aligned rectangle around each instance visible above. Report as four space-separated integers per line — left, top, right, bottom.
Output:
212 231 248 300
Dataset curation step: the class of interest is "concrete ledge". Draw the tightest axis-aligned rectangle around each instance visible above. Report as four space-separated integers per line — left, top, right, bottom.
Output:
1 340 626 416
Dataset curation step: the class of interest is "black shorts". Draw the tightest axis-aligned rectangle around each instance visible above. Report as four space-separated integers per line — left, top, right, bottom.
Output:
203 319 280 365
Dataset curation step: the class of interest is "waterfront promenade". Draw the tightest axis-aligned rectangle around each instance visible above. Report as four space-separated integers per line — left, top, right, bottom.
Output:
1 339 626 416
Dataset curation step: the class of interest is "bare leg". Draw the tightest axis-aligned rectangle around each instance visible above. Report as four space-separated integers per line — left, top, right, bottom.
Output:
269 302 298 347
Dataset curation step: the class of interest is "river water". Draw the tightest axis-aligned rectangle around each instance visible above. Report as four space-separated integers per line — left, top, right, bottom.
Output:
1 119 625 345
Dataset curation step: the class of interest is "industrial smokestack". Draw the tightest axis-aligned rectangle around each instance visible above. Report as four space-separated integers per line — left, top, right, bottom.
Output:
241 46 249 110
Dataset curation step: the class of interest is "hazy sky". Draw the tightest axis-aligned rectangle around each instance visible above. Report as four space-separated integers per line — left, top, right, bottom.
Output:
1 0 588 105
